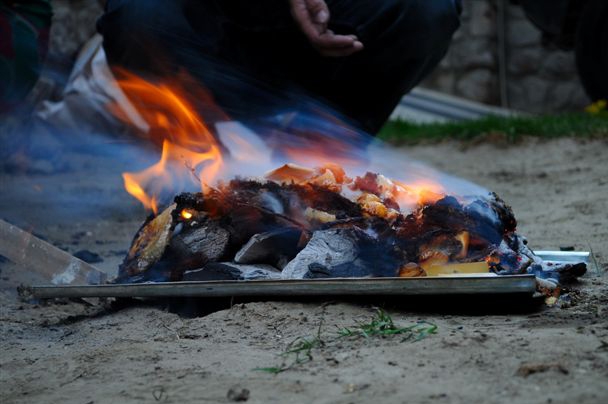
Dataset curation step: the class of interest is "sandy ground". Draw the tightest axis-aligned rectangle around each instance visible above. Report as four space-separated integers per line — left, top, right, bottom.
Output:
1 137 607 404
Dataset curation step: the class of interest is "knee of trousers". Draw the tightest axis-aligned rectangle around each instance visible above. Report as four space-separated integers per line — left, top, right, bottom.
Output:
98 0 196 70
383 0 461 52
414 0 460 46
98 0 185 42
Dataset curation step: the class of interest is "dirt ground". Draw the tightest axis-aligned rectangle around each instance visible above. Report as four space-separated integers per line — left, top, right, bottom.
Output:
1 137 607 404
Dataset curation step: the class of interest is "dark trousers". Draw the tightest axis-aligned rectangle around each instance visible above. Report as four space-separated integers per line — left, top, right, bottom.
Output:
98 0 460 134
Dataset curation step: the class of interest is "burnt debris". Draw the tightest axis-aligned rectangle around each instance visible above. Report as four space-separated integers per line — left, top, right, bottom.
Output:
117 166 586 286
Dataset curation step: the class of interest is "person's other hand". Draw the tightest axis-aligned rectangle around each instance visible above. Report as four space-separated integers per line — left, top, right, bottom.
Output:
289 0 364 57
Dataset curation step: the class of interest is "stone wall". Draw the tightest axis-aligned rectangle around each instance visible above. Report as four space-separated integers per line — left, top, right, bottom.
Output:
422 0 590 113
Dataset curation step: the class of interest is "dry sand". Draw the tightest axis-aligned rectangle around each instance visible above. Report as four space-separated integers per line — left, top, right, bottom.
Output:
1 138 607 404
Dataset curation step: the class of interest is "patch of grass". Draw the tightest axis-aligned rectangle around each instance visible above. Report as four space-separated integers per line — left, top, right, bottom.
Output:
378 113 608 144
254 309 436 374
254 323 324 374
337 309 437 342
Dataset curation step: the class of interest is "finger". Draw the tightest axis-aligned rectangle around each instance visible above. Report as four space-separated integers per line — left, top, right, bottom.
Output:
312 31 360 49
317 42 364 57
291 3 328 46
317 47 359 57
316 40 364 57
305 0 330 24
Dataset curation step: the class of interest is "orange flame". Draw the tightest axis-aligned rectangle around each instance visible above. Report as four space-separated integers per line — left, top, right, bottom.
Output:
113 71 223 214
393 179 446 210
112 71 449 216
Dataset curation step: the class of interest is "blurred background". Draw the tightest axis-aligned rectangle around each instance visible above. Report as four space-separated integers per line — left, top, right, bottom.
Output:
422 0 590 113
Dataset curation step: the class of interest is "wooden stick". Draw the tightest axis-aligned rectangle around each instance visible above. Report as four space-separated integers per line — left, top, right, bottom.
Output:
0 219 107 285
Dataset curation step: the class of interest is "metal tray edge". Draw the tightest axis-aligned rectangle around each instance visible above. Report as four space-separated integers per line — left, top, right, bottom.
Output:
28 275 537 299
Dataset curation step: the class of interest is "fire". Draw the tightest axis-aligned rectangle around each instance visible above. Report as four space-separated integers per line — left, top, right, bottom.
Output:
112 71 446 215
113 71 223 214
393 179 446 208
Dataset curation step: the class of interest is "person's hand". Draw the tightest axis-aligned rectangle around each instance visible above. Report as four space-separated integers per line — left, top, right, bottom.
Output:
289 0 364 57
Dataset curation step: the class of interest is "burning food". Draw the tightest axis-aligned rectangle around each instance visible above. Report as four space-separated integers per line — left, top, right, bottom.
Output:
117 163 586 287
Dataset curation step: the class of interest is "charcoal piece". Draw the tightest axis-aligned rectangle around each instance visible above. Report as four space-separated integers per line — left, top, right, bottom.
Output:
488 238 531 274
234 228 302 265
115 261 174 284
490 234 587 283
182 263 281 281
281 228 372 279
275 255 292 270
464 200 505 245
395 197 468 244
226 180 362 220
511 235 587 283
305 259 373 279
527 262 587 284
174 192 206 212
286 183 362 219
169 220 230 271
487 192 517 233
419 234 466 261
224 205 284 247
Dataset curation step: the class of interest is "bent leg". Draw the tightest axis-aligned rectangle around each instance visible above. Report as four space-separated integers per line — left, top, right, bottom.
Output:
316 0 462 133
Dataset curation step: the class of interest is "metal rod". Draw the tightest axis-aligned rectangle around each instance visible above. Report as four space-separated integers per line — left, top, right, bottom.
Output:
26 275 537 299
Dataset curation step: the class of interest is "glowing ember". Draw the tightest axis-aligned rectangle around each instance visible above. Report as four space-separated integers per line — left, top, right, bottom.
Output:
180 209 193 220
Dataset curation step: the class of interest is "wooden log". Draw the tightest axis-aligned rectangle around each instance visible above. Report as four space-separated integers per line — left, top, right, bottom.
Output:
120 204 175 278
0 219 106 285
234 228 302 265
169 220 231 270
281 228 373 279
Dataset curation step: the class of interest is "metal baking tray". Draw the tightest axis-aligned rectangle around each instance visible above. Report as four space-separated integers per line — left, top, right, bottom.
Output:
535 251 590 264
27 275 537 299
25 251 588 300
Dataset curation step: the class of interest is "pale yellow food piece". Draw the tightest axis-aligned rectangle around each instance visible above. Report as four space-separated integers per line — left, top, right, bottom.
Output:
304 207 337 223
398 263 426 277
357 193 388 218
423 261 490 276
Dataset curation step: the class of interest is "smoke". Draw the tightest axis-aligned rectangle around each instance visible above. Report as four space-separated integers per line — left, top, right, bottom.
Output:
0 36 490 231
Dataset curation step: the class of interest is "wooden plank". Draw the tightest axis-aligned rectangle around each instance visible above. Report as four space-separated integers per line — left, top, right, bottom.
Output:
26 275 537 299
0 219 106 285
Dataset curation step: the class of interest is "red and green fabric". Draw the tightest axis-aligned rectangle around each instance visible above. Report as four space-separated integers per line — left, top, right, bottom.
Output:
1 0 52 113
